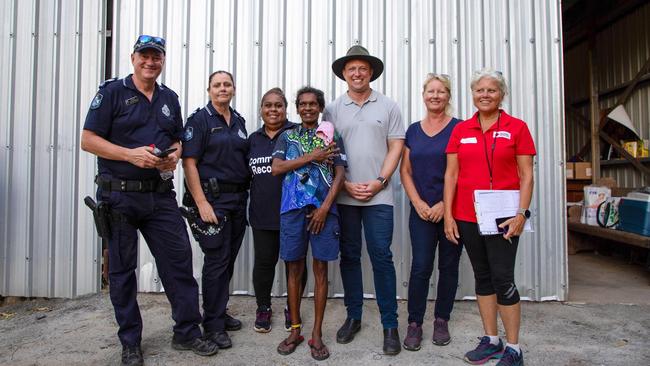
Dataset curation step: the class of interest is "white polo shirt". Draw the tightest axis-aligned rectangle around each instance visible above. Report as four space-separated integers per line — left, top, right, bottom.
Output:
323 90 405 206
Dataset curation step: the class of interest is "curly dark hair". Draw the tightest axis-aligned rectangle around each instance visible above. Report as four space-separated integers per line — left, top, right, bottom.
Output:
295 86 325 110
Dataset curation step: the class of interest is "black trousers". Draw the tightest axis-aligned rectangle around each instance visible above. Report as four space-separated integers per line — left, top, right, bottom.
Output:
457 220 521 305
252 228 307 307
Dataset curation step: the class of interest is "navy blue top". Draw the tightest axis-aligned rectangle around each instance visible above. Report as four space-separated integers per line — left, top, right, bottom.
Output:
83 75 184 179
182 103 250 184
248 121 297 230
404 118 460 206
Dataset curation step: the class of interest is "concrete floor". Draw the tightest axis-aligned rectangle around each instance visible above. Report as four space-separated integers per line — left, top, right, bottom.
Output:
568 252 650 304
1 292 650 365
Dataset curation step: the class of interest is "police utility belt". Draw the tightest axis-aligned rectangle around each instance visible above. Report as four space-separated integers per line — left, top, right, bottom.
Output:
200 178 249 196
95 176 172 193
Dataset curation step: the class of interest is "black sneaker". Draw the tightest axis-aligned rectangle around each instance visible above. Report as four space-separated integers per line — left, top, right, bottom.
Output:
121 345 143 366
171 336 219 356
205 331 233 349
254 306 272 333
225 313 242 331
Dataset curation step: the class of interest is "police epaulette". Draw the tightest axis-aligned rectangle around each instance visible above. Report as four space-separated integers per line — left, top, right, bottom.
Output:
232 109 244 120
161 83 179 98
187 107 201 119
98 77 118 89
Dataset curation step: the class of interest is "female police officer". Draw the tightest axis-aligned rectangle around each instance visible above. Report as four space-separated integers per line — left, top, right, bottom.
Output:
182 70 250 349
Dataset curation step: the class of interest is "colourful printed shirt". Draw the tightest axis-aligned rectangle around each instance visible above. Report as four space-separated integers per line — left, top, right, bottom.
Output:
272 124 347 214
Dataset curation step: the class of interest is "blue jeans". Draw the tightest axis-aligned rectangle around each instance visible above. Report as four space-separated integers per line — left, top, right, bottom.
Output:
407 207 463 324
338 204 398 329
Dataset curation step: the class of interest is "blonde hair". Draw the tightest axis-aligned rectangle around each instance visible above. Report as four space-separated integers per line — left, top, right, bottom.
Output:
422 73 452 115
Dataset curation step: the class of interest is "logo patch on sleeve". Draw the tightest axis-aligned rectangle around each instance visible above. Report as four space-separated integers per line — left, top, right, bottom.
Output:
90 93 103 110
183 126 193 141
162 104 171 118
238 129 247 139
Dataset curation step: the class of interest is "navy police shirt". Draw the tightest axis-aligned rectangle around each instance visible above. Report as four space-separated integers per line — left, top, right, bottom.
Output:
83 75 184 180
182 103 250 184
248 121 297 230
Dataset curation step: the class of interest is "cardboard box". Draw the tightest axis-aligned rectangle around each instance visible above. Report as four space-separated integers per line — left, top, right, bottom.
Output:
574 162 592 179
566 162 575 179
621 140 640 158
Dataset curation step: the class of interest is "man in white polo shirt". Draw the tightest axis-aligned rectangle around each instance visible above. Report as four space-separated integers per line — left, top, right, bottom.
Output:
322 45 405 355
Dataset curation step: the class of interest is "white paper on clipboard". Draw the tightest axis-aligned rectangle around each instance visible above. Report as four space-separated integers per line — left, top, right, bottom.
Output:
473 190 533 235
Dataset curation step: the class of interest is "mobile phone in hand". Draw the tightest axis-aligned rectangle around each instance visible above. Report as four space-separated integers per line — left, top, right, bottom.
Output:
495 216 514 233
156 147 177 158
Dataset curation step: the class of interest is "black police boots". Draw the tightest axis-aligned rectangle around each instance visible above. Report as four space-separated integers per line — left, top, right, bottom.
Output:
383 328 401 355
121 345 143 366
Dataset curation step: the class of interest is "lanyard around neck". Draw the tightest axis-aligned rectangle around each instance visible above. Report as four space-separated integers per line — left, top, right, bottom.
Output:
479 112 501 190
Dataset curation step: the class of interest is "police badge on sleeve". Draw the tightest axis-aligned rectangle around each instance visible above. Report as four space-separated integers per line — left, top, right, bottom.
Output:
162 104 171 118
184 126 193 141
90 93 103 109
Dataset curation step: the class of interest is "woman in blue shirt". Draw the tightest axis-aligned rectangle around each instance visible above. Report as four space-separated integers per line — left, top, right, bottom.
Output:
400 73 462 351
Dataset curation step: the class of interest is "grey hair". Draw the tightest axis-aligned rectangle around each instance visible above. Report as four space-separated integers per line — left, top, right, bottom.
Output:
470 68 508 97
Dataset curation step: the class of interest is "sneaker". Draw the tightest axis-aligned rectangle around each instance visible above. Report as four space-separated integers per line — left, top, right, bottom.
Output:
402 322 422 351
225 313 242 331
254 306 272 333
432 318 451 346
464 336 504 365
121 345 143 366
171 336 219 357
496 346 524 366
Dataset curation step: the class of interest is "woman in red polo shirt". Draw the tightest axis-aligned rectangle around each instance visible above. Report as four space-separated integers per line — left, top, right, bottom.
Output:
443 69 536 366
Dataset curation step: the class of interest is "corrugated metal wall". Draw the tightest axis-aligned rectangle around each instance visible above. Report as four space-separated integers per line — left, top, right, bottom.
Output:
564 2 650 187
0 0 106 297
1 0 567 301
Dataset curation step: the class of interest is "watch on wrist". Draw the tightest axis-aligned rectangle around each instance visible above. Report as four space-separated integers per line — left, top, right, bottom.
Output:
376 176 388 188
517 208 531 219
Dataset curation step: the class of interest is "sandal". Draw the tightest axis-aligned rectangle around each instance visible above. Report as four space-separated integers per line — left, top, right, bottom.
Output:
308 339 330 361
277 335 304 355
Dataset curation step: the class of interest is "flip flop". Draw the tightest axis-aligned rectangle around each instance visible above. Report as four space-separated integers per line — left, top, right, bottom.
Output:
277 335 304 355
308 339 330 361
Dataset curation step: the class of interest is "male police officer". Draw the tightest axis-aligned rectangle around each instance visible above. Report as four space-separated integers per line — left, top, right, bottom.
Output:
81 35 219 366
323 45 405 355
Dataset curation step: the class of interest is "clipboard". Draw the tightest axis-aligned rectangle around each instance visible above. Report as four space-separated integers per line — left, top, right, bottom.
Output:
473 190 533 235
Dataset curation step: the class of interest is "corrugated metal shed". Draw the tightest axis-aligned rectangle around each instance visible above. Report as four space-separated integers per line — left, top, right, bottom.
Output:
1 0 567 301
564 2 650 187
0 0 106 297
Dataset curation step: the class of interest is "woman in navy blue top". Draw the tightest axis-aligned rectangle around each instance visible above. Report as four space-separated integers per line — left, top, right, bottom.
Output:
400 73 462 350
248 88 307 333
182 71 249 348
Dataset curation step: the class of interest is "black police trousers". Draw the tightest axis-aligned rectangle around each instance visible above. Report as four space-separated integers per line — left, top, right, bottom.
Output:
100 188 203 347
195 197 247 333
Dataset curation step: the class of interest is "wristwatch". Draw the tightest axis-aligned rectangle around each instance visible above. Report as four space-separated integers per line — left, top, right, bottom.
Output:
517 208 531 219
376 176 388 188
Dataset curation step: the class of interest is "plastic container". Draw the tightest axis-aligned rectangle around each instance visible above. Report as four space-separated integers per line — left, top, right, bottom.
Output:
618 197 650 236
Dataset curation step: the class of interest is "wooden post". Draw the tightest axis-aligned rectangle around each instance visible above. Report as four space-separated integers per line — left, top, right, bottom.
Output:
588 39 600 182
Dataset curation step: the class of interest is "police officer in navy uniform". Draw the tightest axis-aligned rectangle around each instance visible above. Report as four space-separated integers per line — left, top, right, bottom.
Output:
81 35 219 366
182 70 250 349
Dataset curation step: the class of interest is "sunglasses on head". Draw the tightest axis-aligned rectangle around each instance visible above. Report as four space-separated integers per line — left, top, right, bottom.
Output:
428 73 451 81
135 35 166 47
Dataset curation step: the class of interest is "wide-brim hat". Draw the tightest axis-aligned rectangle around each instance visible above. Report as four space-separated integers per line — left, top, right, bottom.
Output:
332 45 384 82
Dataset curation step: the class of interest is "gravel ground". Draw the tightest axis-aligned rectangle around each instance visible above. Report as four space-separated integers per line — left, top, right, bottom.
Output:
1 292 649 365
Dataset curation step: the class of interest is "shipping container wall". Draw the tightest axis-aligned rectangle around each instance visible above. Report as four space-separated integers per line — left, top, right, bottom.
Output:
0 0 106 297
1 0 566 301
564 2 650 187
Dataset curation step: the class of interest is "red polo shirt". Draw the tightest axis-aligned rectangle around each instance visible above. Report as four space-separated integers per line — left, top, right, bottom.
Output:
445 110 536 223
